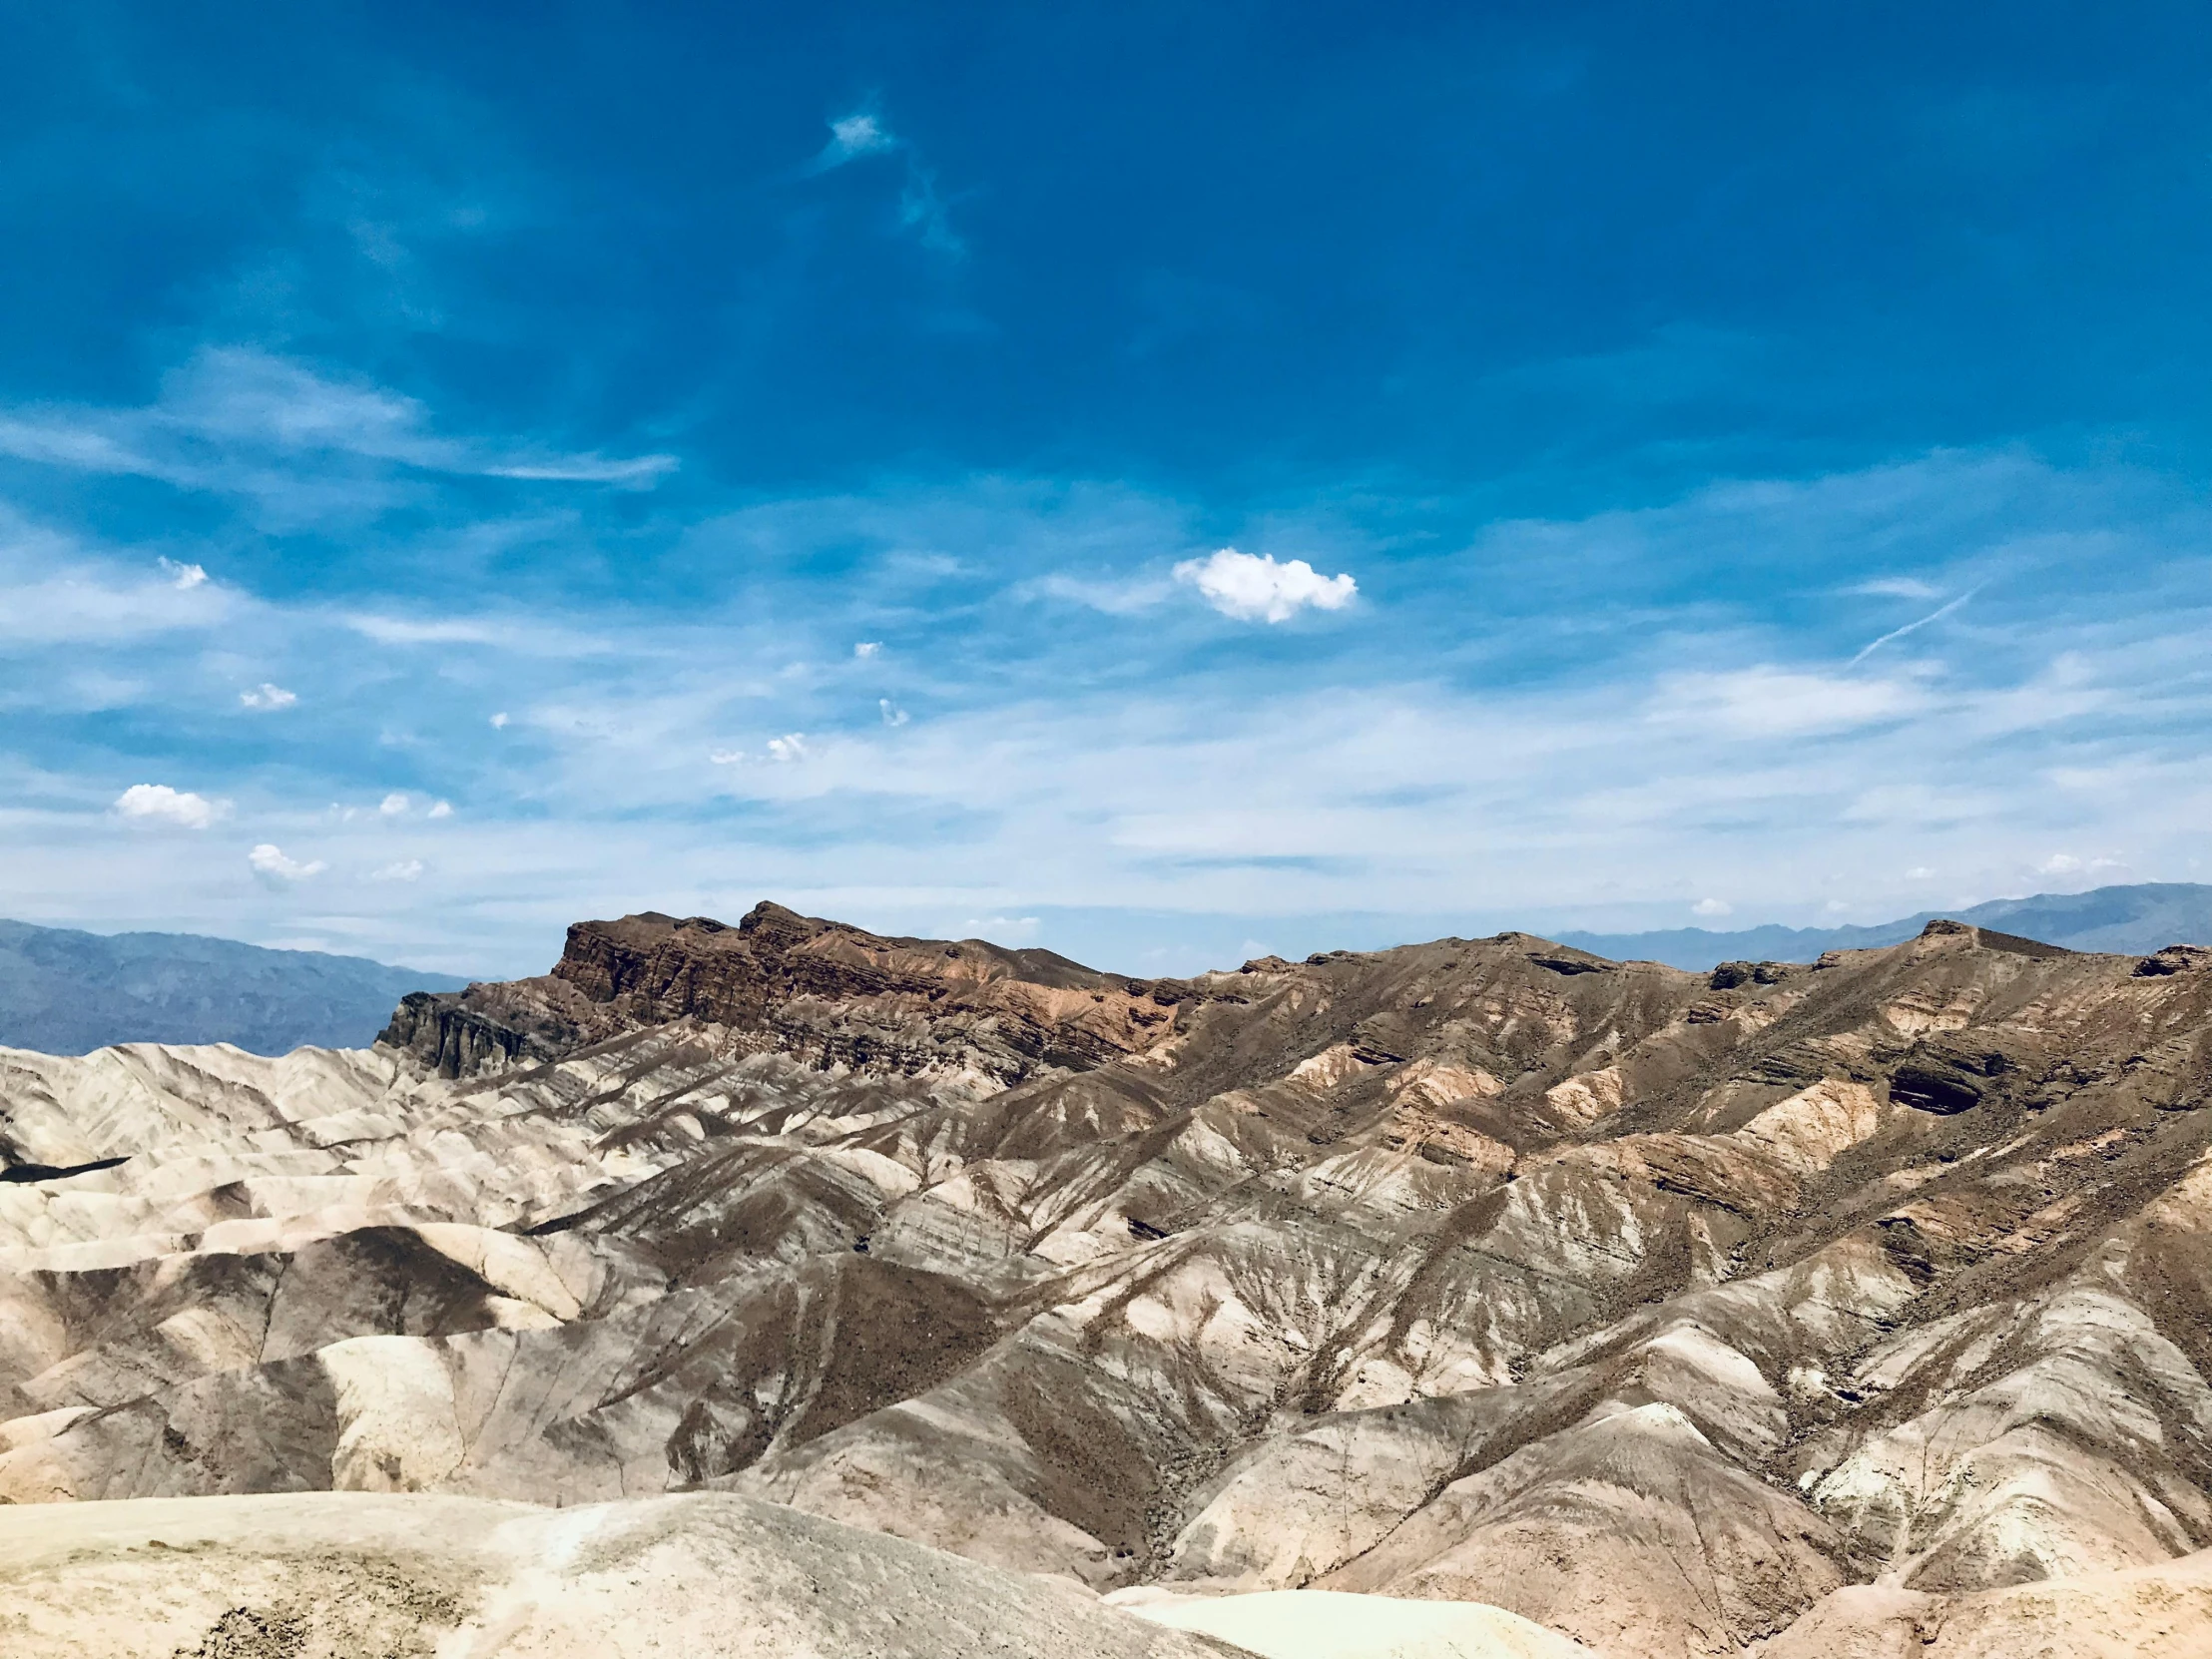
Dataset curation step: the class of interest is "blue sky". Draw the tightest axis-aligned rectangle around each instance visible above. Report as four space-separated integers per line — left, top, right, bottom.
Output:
3 2 2210 976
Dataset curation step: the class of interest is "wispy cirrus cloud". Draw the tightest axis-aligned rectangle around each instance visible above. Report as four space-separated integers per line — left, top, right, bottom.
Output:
0 517 242 648
0 349 676 524
1648 666 1931 738
4 446 2210 975
803 106 966 258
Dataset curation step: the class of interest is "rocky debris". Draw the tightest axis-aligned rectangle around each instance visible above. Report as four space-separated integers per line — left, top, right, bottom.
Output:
7 906 2212 1654
2138 944 2212 977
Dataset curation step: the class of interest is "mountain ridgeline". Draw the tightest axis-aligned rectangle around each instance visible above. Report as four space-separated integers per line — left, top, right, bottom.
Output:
1559 879 2212 969
0 919 469 1056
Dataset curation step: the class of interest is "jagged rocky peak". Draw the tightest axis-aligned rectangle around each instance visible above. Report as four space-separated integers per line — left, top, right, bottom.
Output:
380 900 1208 1083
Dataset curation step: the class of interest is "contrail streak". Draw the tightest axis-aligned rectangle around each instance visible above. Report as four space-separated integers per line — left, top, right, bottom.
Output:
1850 586 1978 665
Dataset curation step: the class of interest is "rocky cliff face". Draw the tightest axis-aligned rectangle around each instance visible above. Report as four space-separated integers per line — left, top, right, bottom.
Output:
8 905 2212 1656
380 902 1205 1082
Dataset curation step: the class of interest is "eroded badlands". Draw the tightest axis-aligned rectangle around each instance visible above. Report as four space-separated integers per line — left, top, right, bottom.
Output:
4 903 2212 1656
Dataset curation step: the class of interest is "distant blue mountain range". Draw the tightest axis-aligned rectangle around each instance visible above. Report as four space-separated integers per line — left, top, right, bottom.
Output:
1558 882 2212 972
0 920 471 1057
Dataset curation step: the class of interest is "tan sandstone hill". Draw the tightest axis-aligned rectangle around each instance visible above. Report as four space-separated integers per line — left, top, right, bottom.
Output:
3 902 2211 1656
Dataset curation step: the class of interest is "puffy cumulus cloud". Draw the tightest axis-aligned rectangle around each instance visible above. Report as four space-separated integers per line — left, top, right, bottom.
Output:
1693 897 1733 916
158 557 209 589
379 792 410 816
114 783 226 829
370 858 424 882
854 641 881 658
249 843 325 881
767 734 809 763
239 682 296 710
2038 852 2083 874
1173 548 1358 623
490 711 511 728
426 800 452 819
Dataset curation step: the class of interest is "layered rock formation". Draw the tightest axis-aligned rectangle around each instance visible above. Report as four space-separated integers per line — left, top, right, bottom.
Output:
5 901 2212 1656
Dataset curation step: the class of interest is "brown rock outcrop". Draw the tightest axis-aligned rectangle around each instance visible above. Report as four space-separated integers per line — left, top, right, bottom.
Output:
381 903 1205 1082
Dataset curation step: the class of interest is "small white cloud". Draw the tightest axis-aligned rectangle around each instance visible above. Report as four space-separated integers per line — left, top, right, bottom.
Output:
158 557 209 590
249 842 325 881
854 641 881 659
426 800 452 819
1173 548 1358 623
767 734 809 763
2088 855 2124 871
2038 852 2083 875
1905 865 1936 879
1824 899 1851 913
114 783 226 829
379 792 409 817
818 112 896 169
879 699 909 727
709 749 746 766
370 858 424 882
239 682 296 710
1692 897 1733 917
489 711 510 729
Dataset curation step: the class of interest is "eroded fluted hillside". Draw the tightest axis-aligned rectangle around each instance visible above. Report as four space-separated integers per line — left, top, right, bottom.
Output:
5 900 2212 1657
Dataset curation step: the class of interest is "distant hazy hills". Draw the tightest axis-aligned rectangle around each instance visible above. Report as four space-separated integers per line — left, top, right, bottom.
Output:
1559 881 2212 970
0 920 471 1057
